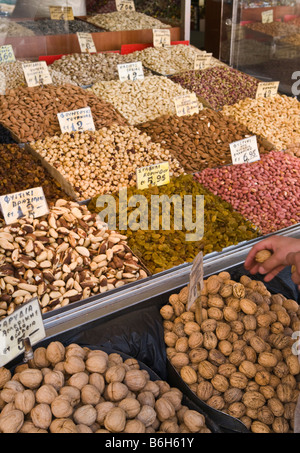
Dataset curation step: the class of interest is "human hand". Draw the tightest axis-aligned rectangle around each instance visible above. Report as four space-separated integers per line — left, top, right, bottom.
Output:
244 236 300 282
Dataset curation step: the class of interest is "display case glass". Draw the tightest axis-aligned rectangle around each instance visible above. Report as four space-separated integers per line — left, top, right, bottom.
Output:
220 0 300 97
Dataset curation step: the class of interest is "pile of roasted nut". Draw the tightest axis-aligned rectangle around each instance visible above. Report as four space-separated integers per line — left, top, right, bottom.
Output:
0 342 211 433
160 272 300 433
0 199 148 317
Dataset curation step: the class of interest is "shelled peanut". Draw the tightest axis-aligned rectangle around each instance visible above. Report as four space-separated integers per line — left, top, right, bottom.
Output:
50 53 153 87
194 151 300 234
0 144 70 206
170 66 259 110
221 95 300 150
0 84 127 143
137 110 271 173
29 125 184 200
89 76 200 125
160 272 300 433
86 11 171 31
0 342 211 433
0 199 148 317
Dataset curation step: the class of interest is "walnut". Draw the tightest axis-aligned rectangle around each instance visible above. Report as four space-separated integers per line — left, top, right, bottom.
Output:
183 410 206 433
50 418 78 433
201 318 217 332
189 348 208 363
180 366 197 385
206 275 221 294
229 372 248 389
33 347 51 368
44 370 65 391
232 283 246 299
59 385 80 406
258 352 278 368
46 341 65 365
272 416 289 433
224 387 243 404
95 401 115 424
123 419 146 433
239 360 257 379
255 250 272 263
19 369 43 389
155 397 176 421
196 381 213 401
67 371 89 390
170 352 189 369
106 382 129 402
211 374 229 393
104 407 126 433
242 391 266 410
197 361 217 380
228 402 246 419
160 305 174 320
175 337 189 353
14 389 35 414
257 406 274 425
31 403 52 430
65 343 86 360
251 420 271 433
0 409 24 433
64 356 85 375
137 405 156 427
73 404 97 426
85 354 108 374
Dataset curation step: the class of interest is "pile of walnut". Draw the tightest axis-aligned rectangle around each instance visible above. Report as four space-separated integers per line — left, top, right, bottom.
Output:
0 342 211 433
160 272 300 433
0 199 148 317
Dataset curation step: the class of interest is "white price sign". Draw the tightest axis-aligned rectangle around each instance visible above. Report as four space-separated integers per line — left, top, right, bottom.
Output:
174 93 201 117
0 298 46 367
230 135 261 165
256 81 279 99
261 10 273 23
117 61 144 82
0 45 15 64
77 32 97 53
57 107 95 133
22 61 52 87
49 6 74 20
187 251 203 311
0 187 49 225
116 0 135 11
153 29 171 48
194 53 212 70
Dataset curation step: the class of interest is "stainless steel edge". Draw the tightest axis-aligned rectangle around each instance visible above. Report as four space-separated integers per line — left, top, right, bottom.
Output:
43 224 300 339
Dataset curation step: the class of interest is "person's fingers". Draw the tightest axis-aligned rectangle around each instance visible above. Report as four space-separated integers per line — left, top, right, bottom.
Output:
244 237 279 270
261 265 285 283
286 252 300 284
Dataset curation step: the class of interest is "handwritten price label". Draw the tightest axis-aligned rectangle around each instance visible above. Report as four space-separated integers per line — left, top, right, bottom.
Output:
153 29 171 48
117 61 144 82
194 53 212 70
116 0 135 11
261 10 273 23
256 81 279 99
22 61 52 87
174 93 201 117
136 162 170 190
0 187 49 225
0 45 15 64
77 33 97 53
49 6 74 20
57 107 95 134
230 136 260 165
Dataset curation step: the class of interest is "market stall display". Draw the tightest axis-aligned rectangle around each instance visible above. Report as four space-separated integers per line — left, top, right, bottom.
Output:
28 125 184 200
16 19 105 36
195 150 300 234
137 110 272 173
160 271 300 433
86 11 171 31
88 174 260 274
89 76 201 125
0 84 127 143
170 66 259 110
221 94 300 151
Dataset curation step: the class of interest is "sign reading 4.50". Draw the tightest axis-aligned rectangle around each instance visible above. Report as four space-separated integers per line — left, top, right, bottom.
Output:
0 45 15 64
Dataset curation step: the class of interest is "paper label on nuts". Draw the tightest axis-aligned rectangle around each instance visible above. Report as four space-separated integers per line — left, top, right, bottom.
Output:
174 93 200 117
0 187 49 225
0 45 15 64
115 0 135 11
77 32 97 53
187 251 203 311
261 9 273 23
194 53 212 70
22 61 53 87
256 81 279 99
49 6 74 20
117 61 144 82
0 297 46 367
153 29 171 48
57 107 96 133
136 162 170 190
230 135 261 165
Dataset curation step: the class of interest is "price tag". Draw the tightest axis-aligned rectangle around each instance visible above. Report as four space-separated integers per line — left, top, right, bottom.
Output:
77 32 97 53
0 298 46 367
174 93 200 117
116 0 135 11
0 187 49 225
230 135 260 165
194 53 212 70
187 251 203 311
136 162 170 190
261 10 273 23
22 61 52 87
256 81 279 99
0 45 15 64
117 61 144 82
153 29 171 48
49 6 74 20
57 107 95 134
